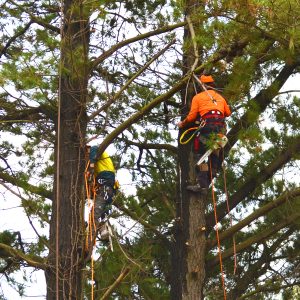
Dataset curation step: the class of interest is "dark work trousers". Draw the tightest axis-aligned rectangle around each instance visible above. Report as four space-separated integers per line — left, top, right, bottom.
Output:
94 171 115 221
194 123 226 188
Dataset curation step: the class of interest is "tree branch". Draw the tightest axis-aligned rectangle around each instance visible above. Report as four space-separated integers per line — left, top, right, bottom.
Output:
238 281 300 300
207 212 300 268
0 105 55 124
0 243 46 270
99 267 130 300
7 0 60 33
119 138 177 155
225 62 299 154
114 197 169 244
206 136 300 231
90 22 185 70
0 171 52 200
94 37 254 159
89 38 176 120
207 188 300 248
227 228 294 299
0 20 33 58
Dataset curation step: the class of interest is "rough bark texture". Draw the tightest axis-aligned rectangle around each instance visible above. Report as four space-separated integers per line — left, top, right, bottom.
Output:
45 1 89 299
170 1 207 299
171 136 207 300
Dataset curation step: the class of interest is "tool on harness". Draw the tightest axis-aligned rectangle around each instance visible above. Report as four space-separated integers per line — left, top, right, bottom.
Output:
179 119 206 144
196 134 228 166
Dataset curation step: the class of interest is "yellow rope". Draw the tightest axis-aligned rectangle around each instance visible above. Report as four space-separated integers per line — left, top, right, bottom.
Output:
179 127 198 144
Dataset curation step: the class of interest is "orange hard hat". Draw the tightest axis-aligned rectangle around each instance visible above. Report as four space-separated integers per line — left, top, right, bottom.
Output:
200 75 214 83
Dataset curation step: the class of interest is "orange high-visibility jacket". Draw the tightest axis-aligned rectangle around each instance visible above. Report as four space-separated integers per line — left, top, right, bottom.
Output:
181 89 231 127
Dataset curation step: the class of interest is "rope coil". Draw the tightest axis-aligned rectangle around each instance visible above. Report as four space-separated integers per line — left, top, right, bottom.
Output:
179 120 206 145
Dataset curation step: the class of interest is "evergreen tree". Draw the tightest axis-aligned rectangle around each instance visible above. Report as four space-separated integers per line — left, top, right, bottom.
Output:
0 0 299 299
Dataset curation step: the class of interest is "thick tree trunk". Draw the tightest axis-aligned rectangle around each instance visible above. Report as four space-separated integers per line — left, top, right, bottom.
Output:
46 1 90 299
171 145 207 300
171 1 207 299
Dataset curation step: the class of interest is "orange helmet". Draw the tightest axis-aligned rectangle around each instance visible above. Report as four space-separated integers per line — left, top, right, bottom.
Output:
200 75 214 83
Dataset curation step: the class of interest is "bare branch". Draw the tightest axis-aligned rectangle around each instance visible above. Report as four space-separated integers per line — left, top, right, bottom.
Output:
207 188 300 248
207 212 300 268
89 38 176 120
0 243 46 270
120 138 177 155
90 22 185 70
99 267 130 300
206 136 300 231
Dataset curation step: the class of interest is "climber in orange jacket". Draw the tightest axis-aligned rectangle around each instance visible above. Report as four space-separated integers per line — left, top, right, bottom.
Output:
177 75 231 192
178 75 231 127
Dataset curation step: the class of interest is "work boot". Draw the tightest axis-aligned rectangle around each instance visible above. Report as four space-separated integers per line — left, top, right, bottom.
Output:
197 171 210 188
99 223 109 242
94 193 106 221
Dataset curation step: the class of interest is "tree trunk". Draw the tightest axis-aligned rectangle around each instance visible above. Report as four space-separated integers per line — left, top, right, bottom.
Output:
171 1 207 299
45 1 90 299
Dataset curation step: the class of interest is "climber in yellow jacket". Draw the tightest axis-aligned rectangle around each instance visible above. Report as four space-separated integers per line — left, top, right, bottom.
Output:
88 146 118 221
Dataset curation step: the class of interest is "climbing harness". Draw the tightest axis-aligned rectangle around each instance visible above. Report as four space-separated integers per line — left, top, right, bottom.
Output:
196 134 228 166
179 119 206 144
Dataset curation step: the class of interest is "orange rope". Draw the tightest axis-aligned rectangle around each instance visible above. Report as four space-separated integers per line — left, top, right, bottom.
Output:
84 160 97 300
90 178 97 300
92 177 97 233
91 256 94 300
222 156 237 274
209 159 227 300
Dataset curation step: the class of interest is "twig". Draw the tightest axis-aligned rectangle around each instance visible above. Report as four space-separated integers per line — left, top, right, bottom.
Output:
89 38 176 120
99 267 130 300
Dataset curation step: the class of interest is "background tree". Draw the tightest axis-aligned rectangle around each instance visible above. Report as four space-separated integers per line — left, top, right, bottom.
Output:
0 0 300 299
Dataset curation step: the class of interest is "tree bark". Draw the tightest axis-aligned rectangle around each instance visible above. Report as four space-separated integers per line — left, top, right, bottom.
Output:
171 1 207 299
45 1 89 299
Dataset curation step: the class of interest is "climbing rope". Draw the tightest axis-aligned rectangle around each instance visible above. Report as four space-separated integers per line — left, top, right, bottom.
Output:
222 154 237 274
209 159 227 300
84 159 97 300
193 73 218 105
179 127 198 144
179 120 206 144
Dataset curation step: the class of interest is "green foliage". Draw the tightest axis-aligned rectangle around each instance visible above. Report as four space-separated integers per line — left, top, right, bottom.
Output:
0 231 17 246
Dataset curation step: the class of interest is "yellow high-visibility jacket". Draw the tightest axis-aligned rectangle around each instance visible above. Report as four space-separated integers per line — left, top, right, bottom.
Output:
94 151 115 175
